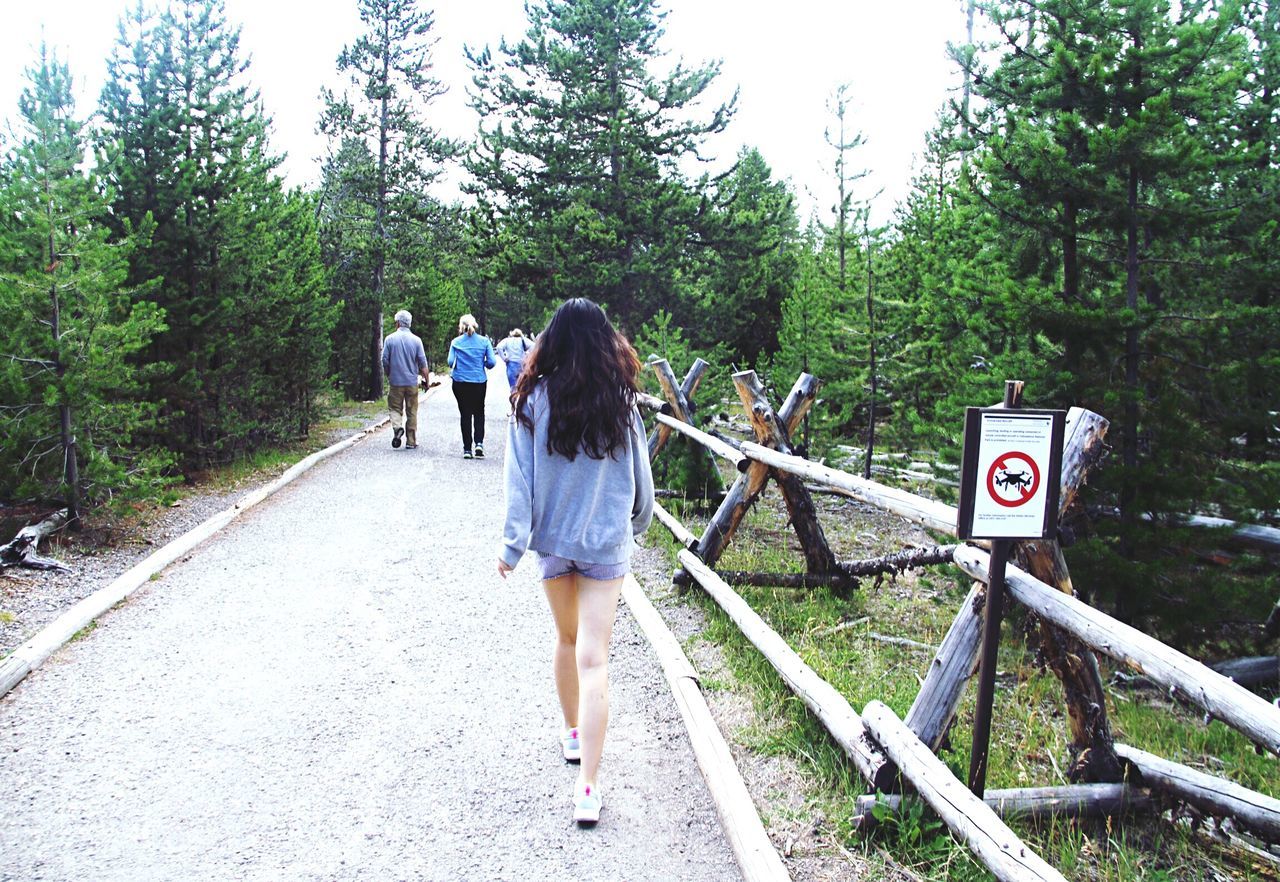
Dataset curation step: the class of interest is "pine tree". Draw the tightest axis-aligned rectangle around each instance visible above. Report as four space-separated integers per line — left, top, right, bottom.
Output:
961 0 1261 620
464 0 735 331
98 0 334 465
0 44 168 515
696 147 799 365
319 0 458 400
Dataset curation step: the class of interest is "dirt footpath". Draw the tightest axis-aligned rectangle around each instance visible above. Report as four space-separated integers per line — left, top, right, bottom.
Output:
0 371 744 882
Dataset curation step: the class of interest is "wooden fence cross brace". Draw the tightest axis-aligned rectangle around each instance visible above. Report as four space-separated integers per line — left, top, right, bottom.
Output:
679 370 844 590
646 358 727 495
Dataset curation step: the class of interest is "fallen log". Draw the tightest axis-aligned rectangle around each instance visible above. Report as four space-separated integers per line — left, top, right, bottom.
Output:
853 783 1154 829
0 509 72 571
678 549 894 790
1116 743 1280 844
840 544 956 578
860 700 1067 882
867 633 936 652
1166 514 1280 554
1208 656 1279 690
953 545 1280 756
713 570 851 590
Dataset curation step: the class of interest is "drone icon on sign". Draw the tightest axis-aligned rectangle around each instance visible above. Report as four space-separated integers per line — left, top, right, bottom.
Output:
985 452 1041 507
994 469 1032 491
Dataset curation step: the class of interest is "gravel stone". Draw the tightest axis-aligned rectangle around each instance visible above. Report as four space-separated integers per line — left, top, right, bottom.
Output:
0 376 744 882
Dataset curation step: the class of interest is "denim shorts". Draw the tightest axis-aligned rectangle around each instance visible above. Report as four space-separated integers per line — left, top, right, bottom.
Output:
537 553 630 582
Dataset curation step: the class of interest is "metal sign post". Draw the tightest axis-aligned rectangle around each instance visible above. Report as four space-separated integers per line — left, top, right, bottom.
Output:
956 381 1065 797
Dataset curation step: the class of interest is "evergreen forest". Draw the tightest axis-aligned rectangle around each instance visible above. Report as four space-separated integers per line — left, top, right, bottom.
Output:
1 0 1277 639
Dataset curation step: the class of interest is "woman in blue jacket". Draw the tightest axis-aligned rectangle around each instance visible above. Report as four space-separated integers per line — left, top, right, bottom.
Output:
447 313 497 458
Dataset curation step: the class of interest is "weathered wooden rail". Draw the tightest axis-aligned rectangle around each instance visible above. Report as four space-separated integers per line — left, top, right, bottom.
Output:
638 359 1280 882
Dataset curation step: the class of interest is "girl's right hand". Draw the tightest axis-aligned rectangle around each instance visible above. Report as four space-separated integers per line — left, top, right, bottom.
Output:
497 559 514 580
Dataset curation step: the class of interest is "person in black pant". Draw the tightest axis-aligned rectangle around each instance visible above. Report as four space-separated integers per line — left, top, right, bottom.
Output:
447 313 497 458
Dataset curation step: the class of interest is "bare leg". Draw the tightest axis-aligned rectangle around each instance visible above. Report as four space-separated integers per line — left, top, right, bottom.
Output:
543 575 579 730
573 575 623 788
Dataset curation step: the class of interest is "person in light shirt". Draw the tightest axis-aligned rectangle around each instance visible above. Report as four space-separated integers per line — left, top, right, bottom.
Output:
495 327 532 389
498 298 654 826
380 310 430 450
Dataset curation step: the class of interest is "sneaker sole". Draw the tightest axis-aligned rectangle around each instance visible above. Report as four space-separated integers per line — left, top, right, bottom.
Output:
573 804 601 824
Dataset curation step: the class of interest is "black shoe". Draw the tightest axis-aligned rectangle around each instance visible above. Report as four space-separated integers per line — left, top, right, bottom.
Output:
392 427 404 448
463 449 473 459
474 444 484 458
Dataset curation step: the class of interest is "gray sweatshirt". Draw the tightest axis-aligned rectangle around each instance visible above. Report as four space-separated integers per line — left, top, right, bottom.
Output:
502 381 655 569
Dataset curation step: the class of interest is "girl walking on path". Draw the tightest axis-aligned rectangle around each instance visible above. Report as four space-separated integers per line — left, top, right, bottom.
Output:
447 314 497 458
497 298 655 825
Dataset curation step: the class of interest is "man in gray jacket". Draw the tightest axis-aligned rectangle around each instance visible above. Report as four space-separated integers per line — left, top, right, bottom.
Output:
381 310 431 449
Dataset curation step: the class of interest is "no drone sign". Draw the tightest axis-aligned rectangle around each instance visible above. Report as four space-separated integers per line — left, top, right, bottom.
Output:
957 408 1066 541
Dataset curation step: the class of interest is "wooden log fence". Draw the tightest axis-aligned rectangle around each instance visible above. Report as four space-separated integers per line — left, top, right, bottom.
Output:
637 359 1280 879
951 545 1280 757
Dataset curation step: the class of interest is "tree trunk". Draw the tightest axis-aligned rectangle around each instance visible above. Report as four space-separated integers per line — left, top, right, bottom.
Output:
46 180 79 524
863 218 876 481
370 30 392 402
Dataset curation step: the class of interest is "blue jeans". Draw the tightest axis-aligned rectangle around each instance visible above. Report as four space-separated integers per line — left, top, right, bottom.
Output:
505 361 521 387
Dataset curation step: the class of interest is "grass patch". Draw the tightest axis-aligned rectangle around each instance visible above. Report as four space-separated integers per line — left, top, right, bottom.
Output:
654 472 1280 881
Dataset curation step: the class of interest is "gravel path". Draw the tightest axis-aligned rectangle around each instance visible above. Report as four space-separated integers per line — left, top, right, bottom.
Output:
0 371 744 882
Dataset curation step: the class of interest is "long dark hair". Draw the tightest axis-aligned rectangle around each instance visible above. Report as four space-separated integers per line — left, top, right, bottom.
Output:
511 298 641 460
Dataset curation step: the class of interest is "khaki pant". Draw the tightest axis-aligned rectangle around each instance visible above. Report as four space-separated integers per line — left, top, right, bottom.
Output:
388 385 420 446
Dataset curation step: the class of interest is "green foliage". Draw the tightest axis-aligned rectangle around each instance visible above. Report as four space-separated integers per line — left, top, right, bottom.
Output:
0 44 172 510
318 0 460 400
96 0 335 468
695 147 800 364
464 0 736 333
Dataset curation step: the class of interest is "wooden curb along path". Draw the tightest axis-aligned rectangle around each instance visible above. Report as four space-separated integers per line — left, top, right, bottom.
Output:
0 392 433 698
622 576 790 882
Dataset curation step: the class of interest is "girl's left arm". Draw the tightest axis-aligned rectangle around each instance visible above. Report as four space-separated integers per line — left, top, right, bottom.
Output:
484 339 497 370
629 407 655 534
501 409 536 569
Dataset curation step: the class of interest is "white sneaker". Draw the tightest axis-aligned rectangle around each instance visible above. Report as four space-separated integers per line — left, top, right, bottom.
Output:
573 781 602 825
561 727 581 763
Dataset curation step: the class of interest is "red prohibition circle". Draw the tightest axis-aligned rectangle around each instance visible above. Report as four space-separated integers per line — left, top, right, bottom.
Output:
985 451 1041 508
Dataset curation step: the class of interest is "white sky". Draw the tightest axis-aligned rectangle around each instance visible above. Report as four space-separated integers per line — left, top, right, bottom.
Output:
0 0 972 224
